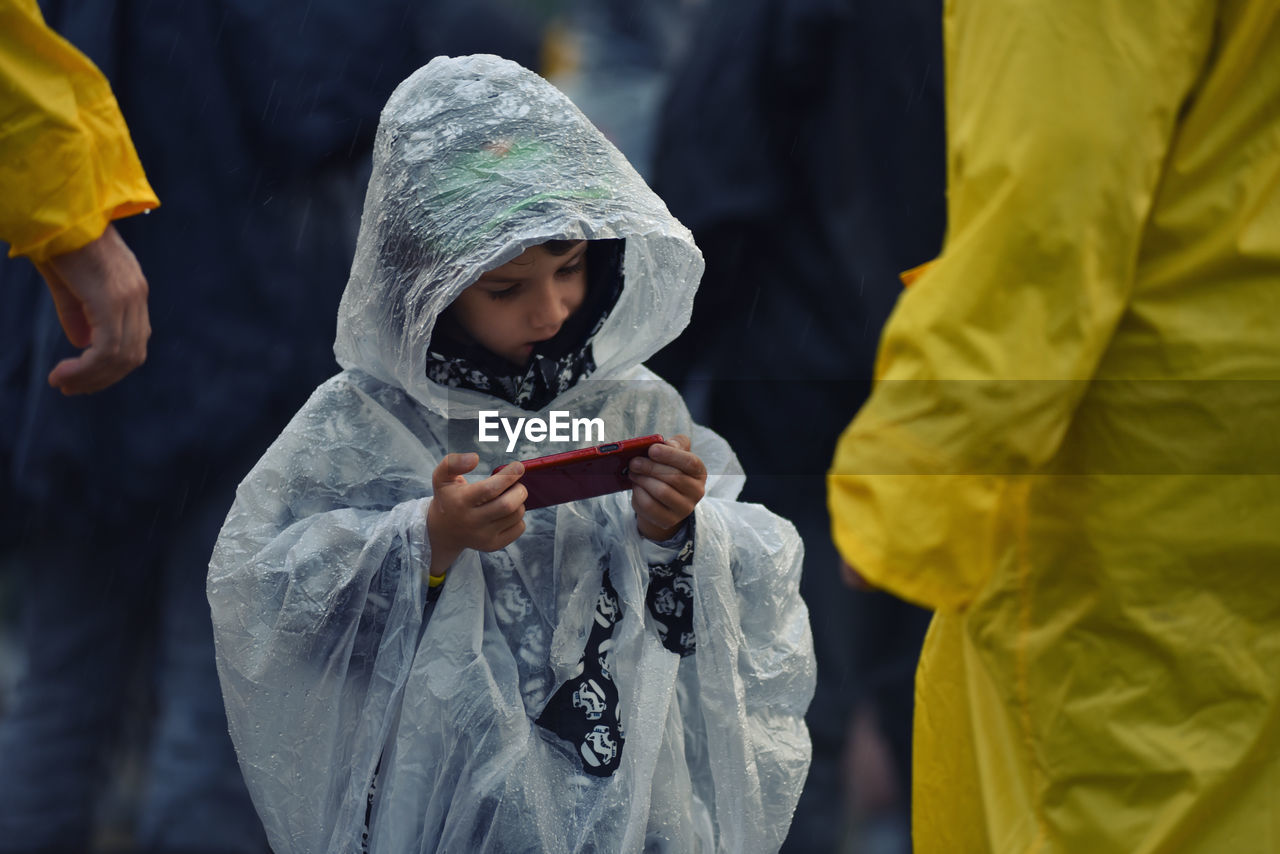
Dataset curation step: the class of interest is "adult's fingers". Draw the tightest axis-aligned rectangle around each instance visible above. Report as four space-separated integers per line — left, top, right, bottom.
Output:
47 288 147 394
47 341 135 395
42 225 150 394
125 286 151 360
36 263 92 348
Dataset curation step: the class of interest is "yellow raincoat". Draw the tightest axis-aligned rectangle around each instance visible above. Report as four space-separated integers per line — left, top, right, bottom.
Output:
828 1 1280 851
0 0 156 262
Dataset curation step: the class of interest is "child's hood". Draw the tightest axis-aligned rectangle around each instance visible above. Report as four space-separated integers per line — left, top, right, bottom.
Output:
333 55 704 418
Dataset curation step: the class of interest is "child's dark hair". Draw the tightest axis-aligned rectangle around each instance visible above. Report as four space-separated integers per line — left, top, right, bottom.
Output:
540 239 582 256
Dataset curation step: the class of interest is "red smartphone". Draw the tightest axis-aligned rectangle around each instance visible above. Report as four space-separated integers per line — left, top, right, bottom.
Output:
494 435 665 509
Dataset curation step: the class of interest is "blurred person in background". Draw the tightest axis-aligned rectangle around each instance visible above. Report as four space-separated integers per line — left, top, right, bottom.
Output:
0 3 538 852
544 0 698 179
829 2 1280 851
650 0 945 850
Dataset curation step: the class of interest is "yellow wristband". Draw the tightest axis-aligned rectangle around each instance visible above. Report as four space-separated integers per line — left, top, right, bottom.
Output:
427 572 447 588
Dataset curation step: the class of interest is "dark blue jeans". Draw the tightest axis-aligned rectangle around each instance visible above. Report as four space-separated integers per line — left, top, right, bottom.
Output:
0 480 268 854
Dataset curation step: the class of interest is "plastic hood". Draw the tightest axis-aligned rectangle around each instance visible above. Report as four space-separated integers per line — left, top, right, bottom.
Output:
333 54 703 418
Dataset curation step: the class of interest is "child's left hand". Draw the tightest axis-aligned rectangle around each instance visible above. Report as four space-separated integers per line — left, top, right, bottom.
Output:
628 434 706 542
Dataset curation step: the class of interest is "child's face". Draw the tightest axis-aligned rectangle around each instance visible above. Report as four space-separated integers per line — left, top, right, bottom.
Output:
450 241 589 367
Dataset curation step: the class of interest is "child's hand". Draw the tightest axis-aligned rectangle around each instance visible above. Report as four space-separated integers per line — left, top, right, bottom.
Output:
628 435 707 542
426 454 527 578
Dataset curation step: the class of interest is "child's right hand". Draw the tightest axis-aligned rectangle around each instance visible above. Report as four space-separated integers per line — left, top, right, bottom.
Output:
426 454 527 580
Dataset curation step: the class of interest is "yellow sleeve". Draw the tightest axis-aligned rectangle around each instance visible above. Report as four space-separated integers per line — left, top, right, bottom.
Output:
827 0 1214 612
0 0 158 263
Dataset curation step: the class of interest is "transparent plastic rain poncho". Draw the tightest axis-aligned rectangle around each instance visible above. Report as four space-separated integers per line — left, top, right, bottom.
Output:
208 55 814 854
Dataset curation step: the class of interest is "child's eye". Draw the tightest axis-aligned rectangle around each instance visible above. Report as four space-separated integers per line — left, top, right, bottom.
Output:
488 285 520 300
557 260 585 278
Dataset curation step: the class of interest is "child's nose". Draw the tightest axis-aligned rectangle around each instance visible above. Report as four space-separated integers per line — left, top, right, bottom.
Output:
530 281 571 330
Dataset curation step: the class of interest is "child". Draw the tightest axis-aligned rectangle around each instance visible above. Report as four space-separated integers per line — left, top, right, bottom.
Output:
208 55 814 854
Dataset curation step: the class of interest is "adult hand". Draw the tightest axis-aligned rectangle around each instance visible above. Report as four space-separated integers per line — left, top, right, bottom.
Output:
426 454 527 578
628 434 707 542
35 223 150 395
